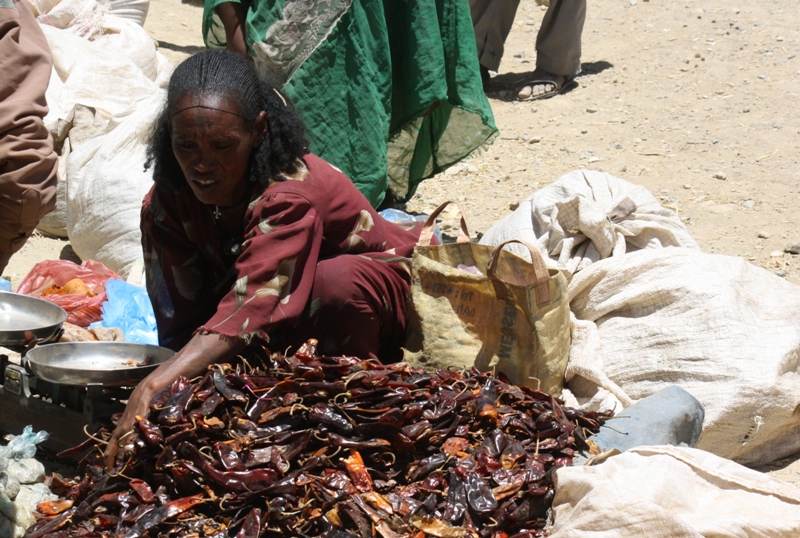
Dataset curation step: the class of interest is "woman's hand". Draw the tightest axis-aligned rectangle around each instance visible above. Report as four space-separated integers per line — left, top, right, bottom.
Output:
104 380 157 470
215 2 248 56
104 333 246 470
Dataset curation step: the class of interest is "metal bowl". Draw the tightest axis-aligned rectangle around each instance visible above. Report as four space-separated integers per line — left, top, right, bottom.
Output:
24 342 175 386
0 291 68 347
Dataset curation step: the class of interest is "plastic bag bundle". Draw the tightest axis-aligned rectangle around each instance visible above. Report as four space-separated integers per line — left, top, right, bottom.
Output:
0 427 48 472
5 461 45 486
0 427 52 538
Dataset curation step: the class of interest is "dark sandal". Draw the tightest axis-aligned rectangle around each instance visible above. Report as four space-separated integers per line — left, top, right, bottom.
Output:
517 75 576 101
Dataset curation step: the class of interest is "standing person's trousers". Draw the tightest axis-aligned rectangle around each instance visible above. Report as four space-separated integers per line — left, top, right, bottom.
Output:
0 0 58 274
470 0 586 76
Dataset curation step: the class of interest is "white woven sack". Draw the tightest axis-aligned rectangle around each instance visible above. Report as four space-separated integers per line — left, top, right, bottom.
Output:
106 0 149 26
549 446 800 537
65 92 163 278
40 23 163 123
565 247 800 466
92 14 161 81
479 169 698 276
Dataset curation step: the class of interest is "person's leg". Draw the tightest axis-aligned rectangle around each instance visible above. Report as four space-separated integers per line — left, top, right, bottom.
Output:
518 0 586 100
272 255 411 362
0 0 58 273
470 0 522 74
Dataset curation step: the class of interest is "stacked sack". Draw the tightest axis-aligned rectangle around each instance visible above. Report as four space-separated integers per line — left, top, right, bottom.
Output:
28 0 171 278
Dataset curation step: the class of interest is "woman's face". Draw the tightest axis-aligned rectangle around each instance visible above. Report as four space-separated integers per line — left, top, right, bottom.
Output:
169 93 267 207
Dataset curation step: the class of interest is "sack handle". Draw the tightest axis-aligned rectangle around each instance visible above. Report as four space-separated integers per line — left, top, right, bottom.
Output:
487 239 552 307
417 201 471 246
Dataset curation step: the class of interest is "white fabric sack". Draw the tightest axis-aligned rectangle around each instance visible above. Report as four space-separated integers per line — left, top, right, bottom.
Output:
479 169 698 276
565 247 800 466
550 445 800 537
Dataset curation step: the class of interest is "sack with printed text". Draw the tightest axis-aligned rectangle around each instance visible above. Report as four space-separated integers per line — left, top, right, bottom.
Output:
404 202 571 394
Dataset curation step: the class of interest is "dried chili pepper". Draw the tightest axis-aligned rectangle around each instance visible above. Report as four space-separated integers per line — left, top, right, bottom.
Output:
128 479 155 504
213 371 248 403
121 495 205 538
43 343 608 538
343 450 373 493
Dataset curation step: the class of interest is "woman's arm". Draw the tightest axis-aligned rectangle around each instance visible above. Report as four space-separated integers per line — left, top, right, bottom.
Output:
215 2 248 56
104 332 245 469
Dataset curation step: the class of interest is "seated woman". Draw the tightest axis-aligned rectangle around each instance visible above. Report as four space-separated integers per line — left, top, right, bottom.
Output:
105 50 421 465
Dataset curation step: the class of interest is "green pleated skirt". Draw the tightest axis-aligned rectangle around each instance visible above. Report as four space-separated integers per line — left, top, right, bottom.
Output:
203 0 497 207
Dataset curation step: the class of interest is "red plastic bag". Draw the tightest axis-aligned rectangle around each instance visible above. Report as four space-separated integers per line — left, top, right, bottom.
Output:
17 260 121 327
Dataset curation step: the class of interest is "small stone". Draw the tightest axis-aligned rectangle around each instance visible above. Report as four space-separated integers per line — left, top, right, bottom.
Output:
513 51 526 58
581 129 588 134
770 251 784 258
733 8 740 14
521 134 530 141
713 171 727 180
777 36 784 42
682 184 692 189
615 143 623 149
630 0 637 5
620 165 628 173
465 164 479 173
757 74 766 80
776 270 787 278
528 137 541 144
786 243 800 255
586 107 598 113
757 231 770 239
509 200 521 211
588 156 601 163
742 108 750 113
743 200 755 209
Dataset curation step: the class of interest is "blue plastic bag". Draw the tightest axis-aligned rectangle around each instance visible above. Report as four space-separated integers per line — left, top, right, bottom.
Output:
89 279 158 345
379 209 442 243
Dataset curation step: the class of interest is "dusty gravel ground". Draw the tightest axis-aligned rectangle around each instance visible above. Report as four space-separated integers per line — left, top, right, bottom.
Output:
3 0 799 477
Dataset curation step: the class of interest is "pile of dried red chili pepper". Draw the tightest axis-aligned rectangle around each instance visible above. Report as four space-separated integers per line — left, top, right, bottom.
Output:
28 341 608 538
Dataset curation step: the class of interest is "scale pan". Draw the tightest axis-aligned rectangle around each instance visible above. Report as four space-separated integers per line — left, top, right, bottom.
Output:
0 291 67 347
24 342 174 386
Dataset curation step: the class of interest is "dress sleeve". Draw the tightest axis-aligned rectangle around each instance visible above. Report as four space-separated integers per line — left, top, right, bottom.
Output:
199 191 322 342
142 190 218 351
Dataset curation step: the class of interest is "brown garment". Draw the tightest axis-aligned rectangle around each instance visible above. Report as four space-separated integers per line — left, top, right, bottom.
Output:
471 0 586 76
0 0 58 274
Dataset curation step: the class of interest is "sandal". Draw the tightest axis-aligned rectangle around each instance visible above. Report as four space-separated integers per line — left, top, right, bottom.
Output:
517 73 576 101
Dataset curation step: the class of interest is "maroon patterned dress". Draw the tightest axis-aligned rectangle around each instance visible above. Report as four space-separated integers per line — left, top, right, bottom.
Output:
141 153 420 360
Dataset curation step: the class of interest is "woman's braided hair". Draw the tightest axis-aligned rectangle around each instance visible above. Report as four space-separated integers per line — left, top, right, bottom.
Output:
145 50 307 190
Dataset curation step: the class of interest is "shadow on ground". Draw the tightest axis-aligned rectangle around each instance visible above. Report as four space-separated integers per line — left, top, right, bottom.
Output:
484 60 614 102
155 41 206 56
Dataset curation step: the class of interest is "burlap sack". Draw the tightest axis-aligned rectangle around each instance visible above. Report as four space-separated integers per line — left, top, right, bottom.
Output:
405 202 571 394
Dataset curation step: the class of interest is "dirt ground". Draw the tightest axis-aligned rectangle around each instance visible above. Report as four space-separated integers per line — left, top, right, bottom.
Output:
3 0 799 477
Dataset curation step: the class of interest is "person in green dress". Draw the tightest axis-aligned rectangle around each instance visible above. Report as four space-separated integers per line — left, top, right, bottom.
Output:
202 0 498 208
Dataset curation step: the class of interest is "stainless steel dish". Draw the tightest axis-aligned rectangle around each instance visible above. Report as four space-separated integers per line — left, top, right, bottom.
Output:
0 291 68 347
24 342 174 386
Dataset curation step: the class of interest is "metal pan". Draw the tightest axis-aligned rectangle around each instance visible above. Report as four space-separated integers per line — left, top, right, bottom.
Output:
0 291 67 347
24 342 175 386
